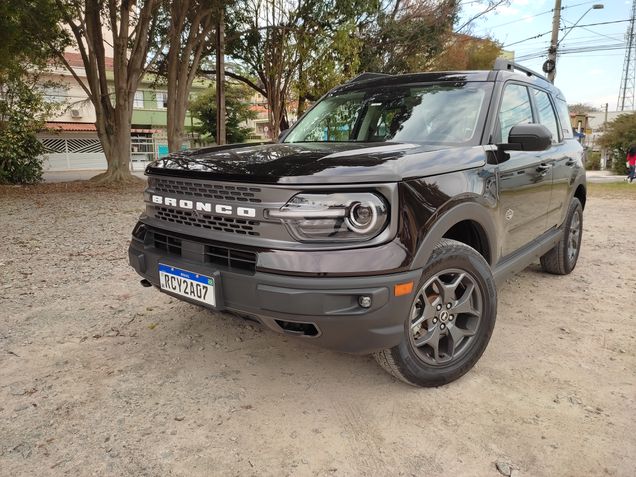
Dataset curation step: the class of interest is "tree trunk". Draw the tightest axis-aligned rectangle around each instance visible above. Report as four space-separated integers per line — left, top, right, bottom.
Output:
216 9 226 145
164 1 215 152
92 104 137 184
58 0 158 185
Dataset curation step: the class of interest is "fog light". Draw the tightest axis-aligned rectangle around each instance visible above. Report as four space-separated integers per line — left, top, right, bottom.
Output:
358 295 372 308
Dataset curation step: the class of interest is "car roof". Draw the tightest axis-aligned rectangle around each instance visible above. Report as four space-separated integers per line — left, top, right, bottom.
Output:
331 68 566 101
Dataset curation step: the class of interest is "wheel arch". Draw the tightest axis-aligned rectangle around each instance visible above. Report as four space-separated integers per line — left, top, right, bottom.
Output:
574 183 586 210
410 202 497 270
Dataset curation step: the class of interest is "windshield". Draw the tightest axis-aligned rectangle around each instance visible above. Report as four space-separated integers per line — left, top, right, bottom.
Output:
284 83 490 145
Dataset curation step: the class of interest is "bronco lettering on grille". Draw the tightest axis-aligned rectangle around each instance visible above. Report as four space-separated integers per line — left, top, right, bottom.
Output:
151 195 256 218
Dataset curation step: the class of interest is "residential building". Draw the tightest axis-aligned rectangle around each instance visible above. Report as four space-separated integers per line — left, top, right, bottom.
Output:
39 53 208 171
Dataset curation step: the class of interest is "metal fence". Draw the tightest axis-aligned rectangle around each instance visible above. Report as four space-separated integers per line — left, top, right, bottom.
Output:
39 136 169 171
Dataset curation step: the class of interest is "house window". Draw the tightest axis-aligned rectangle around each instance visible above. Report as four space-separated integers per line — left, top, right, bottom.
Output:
134 90 145 109
43 86 67 103
156 92 168 109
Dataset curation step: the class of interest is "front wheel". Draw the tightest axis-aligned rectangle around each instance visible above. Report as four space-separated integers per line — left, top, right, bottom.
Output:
374 239 497 387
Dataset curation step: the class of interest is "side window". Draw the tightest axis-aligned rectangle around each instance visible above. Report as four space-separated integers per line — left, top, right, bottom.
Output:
498 84 533 142
554 99 574 139
532 89 560 143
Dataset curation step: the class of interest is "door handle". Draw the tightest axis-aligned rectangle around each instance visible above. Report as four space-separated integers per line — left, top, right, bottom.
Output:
565 159 575 166
536 163 553 173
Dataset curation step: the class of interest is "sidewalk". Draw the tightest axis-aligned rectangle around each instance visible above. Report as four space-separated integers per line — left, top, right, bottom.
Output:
43 170 146 183
585 170 626 183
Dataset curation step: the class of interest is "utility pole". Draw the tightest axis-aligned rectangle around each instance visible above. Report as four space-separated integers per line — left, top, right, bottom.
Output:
544 3 604 83
601 102 609 169
546 0 562 83
215 5 226 145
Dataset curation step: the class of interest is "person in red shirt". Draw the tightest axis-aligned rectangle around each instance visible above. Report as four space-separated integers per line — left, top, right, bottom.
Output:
627 145 636 183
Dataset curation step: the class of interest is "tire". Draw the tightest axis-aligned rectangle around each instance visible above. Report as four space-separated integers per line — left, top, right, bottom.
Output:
374 239 497 387
540 198 583 275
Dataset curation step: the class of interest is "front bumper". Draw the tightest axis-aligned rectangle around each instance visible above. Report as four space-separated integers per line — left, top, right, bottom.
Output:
128 227 421 354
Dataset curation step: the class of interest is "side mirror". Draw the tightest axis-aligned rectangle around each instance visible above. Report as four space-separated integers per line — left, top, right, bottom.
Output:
502 123 552 152
278 128 289 142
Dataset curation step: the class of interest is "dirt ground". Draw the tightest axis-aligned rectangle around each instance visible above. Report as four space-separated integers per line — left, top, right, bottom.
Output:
1 182 635 477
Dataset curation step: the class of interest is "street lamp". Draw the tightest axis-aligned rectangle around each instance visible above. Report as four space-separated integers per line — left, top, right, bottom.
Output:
544 2 604 83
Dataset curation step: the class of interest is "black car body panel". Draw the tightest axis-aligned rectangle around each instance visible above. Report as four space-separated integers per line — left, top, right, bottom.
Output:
147 142 488 185
129 65 586 354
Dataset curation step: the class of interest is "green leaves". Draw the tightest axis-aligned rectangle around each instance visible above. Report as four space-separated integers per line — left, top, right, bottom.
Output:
189 83 257 144
0 76 54 184
0 0 69 77
598 113 636 175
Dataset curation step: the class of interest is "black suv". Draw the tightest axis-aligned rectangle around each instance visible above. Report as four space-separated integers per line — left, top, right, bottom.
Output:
128 60 585 387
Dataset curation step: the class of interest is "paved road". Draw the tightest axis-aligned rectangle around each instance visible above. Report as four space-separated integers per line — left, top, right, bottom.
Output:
585 170 627 183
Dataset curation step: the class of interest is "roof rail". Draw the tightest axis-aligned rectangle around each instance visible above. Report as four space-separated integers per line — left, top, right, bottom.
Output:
347 72 392 84
493 58 549 82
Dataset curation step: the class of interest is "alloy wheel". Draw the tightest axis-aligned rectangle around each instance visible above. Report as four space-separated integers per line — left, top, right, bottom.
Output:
409 269 483 366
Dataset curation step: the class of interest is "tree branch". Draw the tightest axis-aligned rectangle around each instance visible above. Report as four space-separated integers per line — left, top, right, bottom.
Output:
199 69 267 97
53 51 93 101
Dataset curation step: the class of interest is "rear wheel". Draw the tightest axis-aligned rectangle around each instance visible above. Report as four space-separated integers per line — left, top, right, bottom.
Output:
540 198 583 275
374 239 497 387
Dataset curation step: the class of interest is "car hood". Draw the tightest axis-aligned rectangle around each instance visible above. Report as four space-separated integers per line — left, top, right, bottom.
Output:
146 142 487 184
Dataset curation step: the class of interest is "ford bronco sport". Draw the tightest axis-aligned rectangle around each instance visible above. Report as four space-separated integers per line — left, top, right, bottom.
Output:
128 60 585 387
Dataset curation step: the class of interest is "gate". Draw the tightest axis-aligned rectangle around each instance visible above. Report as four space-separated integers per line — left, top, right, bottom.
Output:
40 137 107 171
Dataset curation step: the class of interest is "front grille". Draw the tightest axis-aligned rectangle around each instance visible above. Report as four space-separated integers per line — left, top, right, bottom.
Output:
150 230 257 274
205 245 257 273
154 233 182 255
152 178 262 203
154 206 260 236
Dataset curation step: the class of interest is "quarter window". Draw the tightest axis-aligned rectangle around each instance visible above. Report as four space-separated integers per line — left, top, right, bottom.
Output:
554 99 574 139
532 89 560 143
498 84 533 142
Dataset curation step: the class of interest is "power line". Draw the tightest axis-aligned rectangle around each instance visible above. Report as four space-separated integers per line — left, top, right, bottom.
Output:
515 43 627 61
474 0 599 33
503 19 632 48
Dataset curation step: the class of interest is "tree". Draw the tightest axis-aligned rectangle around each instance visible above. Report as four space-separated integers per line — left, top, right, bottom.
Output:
293 0 371 116
598 113 636 175
158 0 218 152
0 76 58 184
55 0 162 184
357 0 459 74
0 0 69 76
0 0 69 184
430 34 502 70
226 0 375 138
189 83 257 143
569 103 599 114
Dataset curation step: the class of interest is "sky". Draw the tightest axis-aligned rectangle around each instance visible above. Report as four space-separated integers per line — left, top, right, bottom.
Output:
460 0 634 111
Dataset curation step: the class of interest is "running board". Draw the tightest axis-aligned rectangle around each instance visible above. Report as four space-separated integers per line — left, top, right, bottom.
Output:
493 228 563 285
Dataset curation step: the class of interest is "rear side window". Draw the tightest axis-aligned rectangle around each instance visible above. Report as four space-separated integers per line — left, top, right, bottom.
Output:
554 99 574 139
498 84 533 142
532 89 560 143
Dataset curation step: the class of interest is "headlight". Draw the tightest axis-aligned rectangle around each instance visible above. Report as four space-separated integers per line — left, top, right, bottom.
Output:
266 192 388 242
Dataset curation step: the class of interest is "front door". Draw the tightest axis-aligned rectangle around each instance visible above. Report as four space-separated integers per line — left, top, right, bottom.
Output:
495 83 553 257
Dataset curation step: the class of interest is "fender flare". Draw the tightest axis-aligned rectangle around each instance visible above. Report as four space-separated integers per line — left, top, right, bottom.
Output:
410 202 498 270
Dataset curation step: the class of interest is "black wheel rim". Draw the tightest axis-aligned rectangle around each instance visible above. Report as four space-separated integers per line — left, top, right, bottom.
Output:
409 268 483 366
567 209 581 265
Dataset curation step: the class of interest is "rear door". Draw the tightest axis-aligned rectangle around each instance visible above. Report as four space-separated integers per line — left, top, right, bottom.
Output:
495 83 553 257
545 97 580 228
